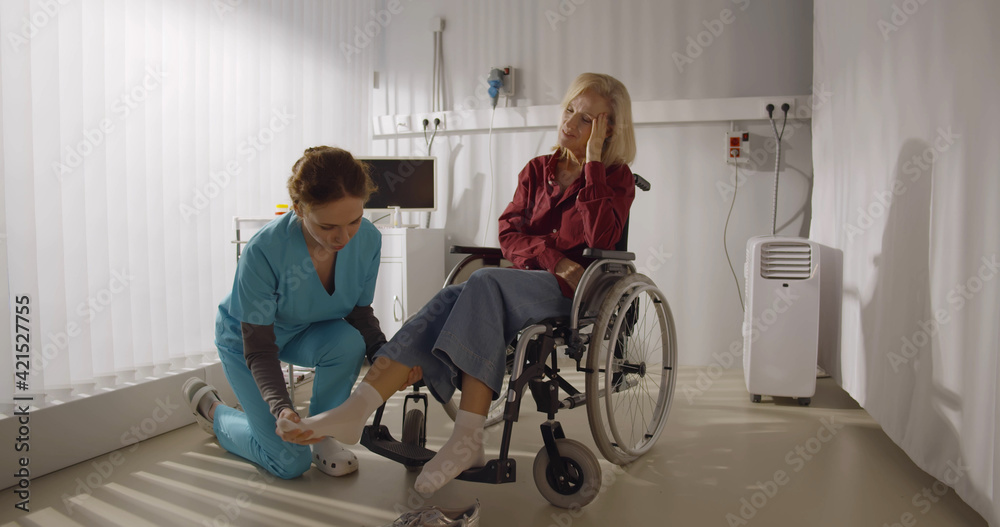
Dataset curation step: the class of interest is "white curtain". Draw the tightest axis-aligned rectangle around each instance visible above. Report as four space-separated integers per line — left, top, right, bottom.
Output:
811 1 999 524
1 0 372 402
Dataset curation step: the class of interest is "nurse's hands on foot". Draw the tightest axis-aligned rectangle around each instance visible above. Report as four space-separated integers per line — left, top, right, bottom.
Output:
276 408 324 445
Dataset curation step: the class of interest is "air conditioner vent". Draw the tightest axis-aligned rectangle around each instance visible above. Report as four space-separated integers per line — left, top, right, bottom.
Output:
760 242 812 280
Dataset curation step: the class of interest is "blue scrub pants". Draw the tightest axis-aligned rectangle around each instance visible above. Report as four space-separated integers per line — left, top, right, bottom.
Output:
214 319 365 479
375 268 571 404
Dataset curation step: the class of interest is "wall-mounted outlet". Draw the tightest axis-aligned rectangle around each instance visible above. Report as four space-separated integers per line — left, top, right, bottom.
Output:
394 115 411 131
415 112 447 131
502 66 514 97
429 112 446 130
492 66 514 97
726 130 750 165
761 99 795 119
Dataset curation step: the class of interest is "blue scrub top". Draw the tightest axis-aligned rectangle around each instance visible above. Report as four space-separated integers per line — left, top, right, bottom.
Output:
215 211 381 353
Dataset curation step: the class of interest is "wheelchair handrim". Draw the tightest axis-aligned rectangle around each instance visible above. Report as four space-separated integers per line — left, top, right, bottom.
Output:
602 282 675 457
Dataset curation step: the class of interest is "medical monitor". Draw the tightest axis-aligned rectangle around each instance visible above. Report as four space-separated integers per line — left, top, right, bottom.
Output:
360 156 437 212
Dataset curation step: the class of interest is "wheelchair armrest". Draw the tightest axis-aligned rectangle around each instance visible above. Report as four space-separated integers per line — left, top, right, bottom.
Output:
634 174 651 192
444 246 507 287
582 248 636 261
450 245 504 257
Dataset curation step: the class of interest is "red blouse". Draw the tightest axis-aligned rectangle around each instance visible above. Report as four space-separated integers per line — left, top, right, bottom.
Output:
498 154 635 296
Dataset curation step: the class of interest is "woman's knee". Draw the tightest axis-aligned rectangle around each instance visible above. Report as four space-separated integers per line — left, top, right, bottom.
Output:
465 268 506 295
468 267 507 282
433 283 465 304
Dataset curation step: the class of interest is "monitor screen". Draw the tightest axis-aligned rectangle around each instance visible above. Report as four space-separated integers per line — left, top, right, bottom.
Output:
360 156 437 211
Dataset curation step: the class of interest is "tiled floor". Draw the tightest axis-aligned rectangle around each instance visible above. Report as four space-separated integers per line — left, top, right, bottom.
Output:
0 368 988 526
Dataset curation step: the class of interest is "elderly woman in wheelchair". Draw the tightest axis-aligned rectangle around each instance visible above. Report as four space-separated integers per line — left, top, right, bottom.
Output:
281 73 677 508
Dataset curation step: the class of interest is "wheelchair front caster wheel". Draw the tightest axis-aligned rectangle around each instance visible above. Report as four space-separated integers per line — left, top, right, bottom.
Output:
533 438 602 509
401 408 425 473
797 398 811 406
751 394 762 403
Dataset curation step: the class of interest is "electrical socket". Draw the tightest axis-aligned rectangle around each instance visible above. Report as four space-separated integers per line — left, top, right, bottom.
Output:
429 112 446 130
725 130 750 165
761 99 795 119
492 66 514 97
415 112 447 131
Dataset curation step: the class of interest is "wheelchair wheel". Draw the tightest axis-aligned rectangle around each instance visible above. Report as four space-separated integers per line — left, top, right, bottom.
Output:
532 438 602 509
442 344 515 428
586 274 677 465
401 408 425 472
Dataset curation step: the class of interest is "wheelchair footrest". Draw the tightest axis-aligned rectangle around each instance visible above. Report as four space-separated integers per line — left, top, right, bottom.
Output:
455 458 517 485
361 424 435 469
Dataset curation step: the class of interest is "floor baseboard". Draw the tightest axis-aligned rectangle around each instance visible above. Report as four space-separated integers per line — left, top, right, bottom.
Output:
1 361 236 491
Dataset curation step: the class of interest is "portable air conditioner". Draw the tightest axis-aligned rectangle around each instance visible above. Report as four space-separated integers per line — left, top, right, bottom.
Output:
743 236 821 405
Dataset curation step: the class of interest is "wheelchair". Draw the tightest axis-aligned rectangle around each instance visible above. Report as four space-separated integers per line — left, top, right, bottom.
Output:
361 175 678 509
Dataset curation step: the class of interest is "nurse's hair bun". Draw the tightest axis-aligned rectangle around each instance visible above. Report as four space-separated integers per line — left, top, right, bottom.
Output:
287 146 377 211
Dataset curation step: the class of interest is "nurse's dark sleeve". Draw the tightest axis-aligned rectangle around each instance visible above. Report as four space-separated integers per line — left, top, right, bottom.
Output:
345 305 387 364
241 322 293 419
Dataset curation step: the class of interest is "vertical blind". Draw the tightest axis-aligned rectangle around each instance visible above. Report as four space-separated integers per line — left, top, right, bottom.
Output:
1 0 372 403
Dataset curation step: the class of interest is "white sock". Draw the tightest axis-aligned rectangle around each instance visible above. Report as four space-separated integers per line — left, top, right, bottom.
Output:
414 410 486 494
277 382 383 445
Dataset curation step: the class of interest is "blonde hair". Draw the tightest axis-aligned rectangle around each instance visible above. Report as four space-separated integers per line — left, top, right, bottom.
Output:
554 73 636 167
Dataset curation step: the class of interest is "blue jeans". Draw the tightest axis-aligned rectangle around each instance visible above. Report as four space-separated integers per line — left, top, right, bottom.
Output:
375 268 572 403
215 319 365 479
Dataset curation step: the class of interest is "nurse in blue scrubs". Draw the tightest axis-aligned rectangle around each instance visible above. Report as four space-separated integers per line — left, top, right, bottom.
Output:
183 146 389 479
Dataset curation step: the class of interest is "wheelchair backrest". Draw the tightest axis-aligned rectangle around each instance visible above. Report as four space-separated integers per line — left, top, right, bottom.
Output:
614 173 650 253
